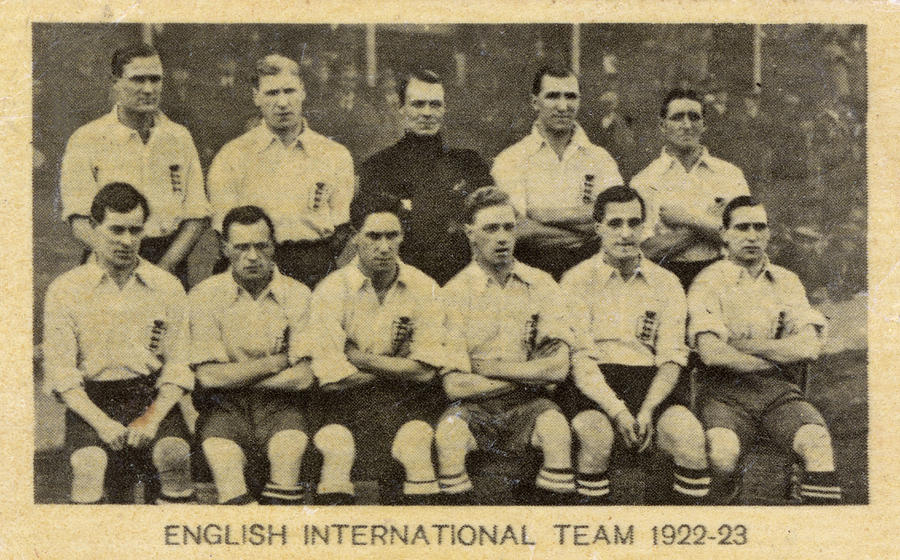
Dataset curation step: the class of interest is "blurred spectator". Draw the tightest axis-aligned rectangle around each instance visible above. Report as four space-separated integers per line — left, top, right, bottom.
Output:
582 90 637 179
809 96 865 228
729 90 773 189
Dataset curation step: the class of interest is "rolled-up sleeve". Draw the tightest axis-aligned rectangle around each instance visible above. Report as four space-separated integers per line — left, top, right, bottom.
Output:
560 269 601 363
655 278 689 368
187 290 230 368
328 148 355 227
158 289 194 392
536 277 575 348
490 154 528 218
59 129 97 223
286 286 315 365
180 132 210 221
439 286 472 375
42 282 84 396
687 272 729 347
783 274 828 338
309 278 356 384
207 147 242 233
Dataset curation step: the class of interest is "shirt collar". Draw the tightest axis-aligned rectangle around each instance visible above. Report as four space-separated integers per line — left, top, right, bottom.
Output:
253 119 310 153
346 257 408 293
592 252 648 285
101 106 168 144
468 260 534 294
227 267 287 303
523 121 591 158
724 257 777 283
660 146 713 172
85 255 154 289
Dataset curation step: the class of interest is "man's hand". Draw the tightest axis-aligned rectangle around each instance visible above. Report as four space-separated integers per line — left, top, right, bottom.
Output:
96 418 128 451
641 229 695 263
126 415 161 448
344 340 371 370
320 371 377 393
612 409 640 450
635 408 655 453
531 339 570 372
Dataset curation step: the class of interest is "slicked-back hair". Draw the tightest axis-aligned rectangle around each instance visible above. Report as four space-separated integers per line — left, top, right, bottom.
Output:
660 88 705 118
111 44 160 78
593 185 645 223
531 65 579 96
397 69 442 106
90 182 150 224
722 195 763 229
222 205 276 242
349 191 407 232
252 54 302 89
463 186 515 224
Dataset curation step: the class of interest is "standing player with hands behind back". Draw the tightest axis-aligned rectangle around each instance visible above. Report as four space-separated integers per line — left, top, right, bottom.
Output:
43 183 195 505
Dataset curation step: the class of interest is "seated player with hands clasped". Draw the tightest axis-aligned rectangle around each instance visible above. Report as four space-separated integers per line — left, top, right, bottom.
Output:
188 205 315 505
43 182 194 504
558 185 710 504
308 192 449 505
435 186 577 505
688 196 842 504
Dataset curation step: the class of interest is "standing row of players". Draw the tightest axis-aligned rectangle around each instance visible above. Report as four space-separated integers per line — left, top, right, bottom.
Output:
45 44 841 505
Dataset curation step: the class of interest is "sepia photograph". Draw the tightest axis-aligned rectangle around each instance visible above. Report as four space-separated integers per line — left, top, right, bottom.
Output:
30 21 868 513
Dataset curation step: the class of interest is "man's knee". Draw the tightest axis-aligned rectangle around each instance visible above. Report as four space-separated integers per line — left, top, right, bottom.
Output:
706 428 741 475
532 409 571 449
392 420 434 463
571 410 614 456
267 430 309 464
202 437 246 470
152 437 190 472
657 406 706 466
314 424 355 461
435 415 475 455
71 446 108 477
792 424 835 470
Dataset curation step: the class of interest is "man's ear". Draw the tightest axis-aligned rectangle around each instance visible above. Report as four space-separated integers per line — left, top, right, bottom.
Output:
530 94 540 112
594 222 603 238
252 87 261 109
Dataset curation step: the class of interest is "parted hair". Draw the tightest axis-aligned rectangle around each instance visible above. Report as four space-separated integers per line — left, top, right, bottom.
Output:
90 182 150 224
222 205 276 242
111 44 159 78
463 186 514 224
660 88 705 118
722 195 762 229
397 69 442 106
252 54 302 88
531 65 579 96
593 185 645 223
349 191 407 232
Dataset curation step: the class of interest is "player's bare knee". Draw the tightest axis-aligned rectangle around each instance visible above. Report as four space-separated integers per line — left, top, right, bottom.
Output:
267 430 308 465
391 420 434 463
571 410 614 455
71 446 107 477
202 437 246 470
152 437 190 472
792 424 835 470
314 424 355 461
435 415 475 457
657 407 706 467
706 428 740 475
532 409 571 451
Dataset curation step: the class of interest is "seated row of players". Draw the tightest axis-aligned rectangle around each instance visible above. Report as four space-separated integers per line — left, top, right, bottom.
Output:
44 181 841 505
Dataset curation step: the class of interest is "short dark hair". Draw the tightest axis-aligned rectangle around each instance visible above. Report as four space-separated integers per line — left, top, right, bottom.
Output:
660 88 704 118
111 44 159 78
221 205 276 242
463 186 514 224
349 191 406 232
531 65 579 96
252 54 302 89
90 182 150 224
593 185 645 223
397 69 442 106
722 195 763 229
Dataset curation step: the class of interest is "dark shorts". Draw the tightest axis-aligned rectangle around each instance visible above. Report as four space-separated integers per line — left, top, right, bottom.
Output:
197 390 308 452
700 368 827 453
314 378 446 497
515 237 601 281
440 389 561 458
556 364 689 422
662 258 721 292
65 377 190 504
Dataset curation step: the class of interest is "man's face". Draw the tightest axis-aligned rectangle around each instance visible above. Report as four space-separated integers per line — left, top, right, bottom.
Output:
466 205 517 269
401 78 445 136
92 206 146 270
355 213 403 276
114 55 163 114
532 74 580 133
254 72 305 132
723 205 771 264
661 97 706 150
224 220 276 285
596 199 644 262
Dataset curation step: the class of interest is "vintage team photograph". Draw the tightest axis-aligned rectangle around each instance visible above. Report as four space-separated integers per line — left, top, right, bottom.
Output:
32 22 867 507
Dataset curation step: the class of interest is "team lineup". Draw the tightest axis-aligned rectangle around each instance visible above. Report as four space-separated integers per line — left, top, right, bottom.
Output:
42 43 843 506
